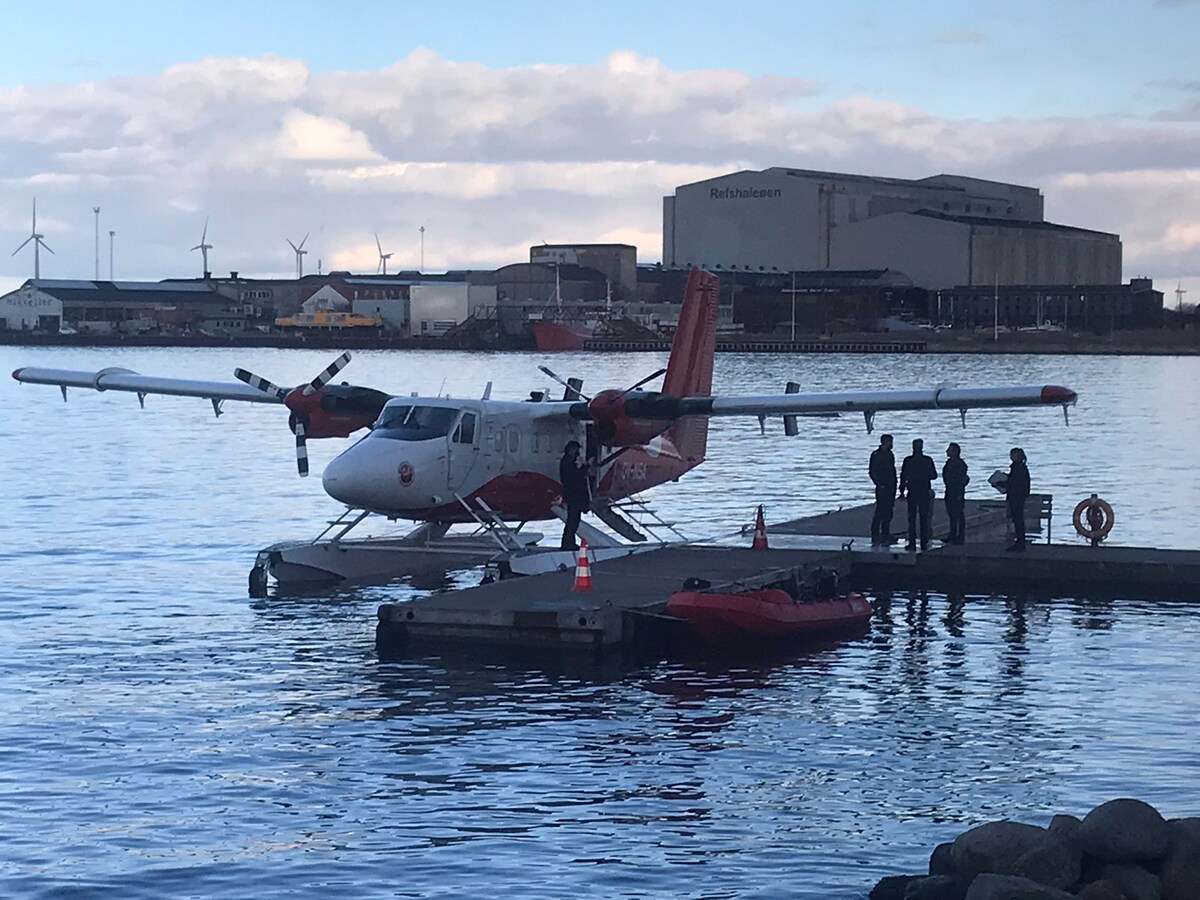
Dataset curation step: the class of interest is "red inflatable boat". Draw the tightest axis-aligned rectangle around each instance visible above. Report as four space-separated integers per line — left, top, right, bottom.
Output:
665 588 872 643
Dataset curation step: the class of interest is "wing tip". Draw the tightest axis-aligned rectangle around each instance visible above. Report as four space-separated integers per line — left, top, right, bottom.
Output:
1041 385 1078 405
12 368 23 381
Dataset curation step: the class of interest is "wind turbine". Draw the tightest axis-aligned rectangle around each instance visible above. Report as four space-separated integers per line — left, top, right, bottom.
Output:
287 233 309 278
191 217 213 278
11 198 54 280
375 232 393 275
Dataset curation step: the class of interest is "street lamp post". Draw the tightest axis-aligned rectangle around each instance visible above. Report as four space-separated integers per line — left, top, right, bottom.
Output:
419 226 425 272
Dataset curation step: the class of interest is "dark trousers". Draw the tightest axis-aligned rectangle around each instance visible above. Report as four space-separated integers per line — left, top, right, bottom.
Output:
907 493 932 548
871 487 895 543
561 501 587 550
944 491 965 543
1008 496 1027 546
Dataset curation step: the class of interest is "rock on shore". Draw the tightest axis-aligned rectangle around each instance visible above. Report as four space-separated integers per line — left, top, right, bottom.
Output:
870 798 1199 900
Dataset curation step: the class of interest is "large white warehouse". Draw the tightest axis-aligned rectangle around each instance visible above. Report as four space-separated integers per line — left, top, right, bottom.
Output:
663 168 1121 289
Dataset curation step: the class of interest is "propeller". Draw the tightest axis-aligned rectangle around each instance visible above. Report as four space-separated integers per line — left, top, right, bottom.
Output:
234 352 377 477
618 367 667 397
233 367 288 400
538 365 592 401
303 351 352 396
294 418 309 477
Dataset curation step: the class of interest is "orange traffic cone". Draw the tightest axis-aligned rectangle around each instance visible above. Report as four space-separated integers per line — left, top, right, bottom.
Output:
752 505 769 550
571 538 593 592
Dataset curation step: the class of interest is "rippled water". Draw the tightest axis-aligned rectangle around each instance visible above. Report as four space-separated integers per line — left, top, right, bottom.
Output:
3 346 1199 898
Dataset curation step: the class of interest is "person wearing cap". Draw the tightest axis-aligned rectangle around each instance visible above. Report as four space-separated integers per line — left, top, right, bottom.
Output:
942 442 970 545
559 439 591 550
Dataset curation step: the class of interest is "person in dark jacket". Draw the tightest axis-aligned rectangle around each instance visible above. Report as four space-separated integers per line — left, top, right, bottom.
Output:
942 442 970 545
1005 447 1031 551
559 439 591 550
899 438 938 551
869 433 897 545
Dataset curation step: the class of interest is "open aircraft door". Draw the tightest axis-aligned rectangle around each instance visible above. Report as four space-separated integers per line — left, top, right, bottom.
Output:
447 410 480 492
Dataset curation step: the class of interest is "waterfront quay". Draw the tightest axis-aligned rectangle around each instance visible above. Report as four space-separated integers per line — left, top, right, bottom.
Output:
376 499 1200 655
8 330 1200 354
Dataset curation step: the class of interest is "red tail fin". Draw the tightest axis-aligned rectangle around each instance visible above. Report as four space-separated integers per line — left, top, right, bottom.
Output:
663 268 718 465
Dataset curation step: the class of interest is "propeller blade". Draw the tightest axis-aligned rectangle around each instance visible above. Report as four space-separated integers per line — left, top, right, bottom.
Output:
538 365 593 401
234 368 288 400
620 367 667 396
295 418 309 477
302 351 352 396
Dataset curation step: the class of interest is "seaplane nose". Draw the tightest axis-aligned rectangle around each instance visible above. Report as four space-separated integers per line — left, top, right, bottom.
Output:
322 440 394 509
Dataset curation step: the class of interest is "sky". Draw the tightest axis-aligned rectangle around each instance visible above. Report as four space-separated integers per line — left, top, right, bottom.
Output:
1 0 1198 303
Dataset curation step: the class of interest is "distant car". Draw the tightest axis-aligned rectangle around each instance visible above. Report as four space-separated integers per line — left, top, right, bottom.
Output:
58 325 78 335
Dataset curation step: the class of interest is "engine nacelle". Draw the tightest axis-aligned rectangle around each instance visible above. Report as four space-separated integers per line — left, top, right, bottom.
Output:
588 389 676 446
284 384 390 438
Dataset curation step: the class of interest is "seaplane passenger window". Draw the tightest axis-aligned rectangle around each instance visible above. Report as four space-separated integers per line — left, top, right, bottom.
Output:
375 405 458 441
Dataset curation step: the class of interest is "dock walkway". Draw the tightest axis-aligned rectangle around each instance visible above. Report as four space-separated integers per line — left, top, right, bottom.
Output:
376 498 1200 653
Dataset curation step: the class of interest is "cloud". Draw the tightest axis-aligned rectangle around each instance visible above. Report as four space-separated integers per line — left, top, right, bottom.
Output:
0 49 1197 288
936 29 987 45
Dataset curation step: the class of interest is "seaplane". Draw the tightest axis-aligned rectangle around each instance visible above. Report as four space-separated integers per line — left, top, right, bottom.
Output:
12 269 1077 594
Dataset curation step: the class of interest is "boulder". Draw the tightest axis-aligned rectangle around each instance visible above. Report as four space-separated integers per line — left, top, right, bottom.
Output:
871 874 922 900
1009 836 1082 889
1076 881 1128 900
904 874 971 900
1097 862 1162 900
952 821 1047 878
1075 799 1171 863
963 873 1074 899
1046 815 1080 842
929 842 956 875
1159 818 1200 900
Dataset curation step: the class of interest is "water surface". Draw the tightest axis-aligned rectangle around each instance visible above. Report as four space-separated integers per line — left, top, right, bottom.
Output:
2 347 1198 897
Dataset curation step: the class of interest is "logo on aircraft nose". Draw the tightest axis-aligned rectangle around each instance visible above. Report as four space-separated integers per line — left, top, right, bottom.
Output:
398 462 415 486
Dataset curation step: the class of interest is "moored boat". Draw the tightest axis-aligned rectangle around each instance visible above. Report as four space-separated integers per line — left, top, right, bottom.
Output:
665 586 872 643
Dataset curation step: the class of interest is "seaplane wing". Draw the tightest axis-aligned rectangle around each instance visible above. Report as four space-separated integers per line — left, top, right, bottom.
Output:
13 352 393 477
12 366 282 404
696 384 1077 417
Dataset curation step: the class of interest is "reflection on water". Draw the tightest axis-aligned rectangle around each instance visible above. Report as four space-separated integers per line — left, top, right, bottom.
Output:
3 347 1200 897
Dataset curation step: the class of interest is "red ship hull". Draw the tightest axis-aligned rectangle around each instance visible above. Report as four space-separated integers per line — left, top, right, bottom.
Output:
531 320 591 351
665 589 872 643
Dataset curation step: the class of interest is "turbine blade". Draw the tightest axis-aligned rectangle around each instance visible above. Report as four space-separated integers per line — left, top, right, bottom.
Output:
40 239 54 255
375 232 382 254
298 233 309 250
12 236 33 255
201 215 209 243
287 239 298 252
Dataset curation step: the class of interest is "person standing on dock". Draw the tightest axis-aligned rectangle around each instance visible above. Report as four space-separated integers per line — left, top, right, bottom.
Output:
869 434 897 546
942 443 970 545
899 438 938 551
1004 447 1031 551
559 439 591 551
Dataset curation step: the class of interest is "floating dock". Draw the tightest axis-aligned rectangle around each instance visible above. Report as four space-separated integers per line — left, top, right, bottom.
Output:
376 497 1200 654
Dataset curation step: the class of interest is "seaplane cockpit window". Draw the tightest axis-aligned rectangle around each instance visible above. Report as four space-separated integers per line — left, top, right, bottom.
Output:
453 413 477 445
375 405 459 441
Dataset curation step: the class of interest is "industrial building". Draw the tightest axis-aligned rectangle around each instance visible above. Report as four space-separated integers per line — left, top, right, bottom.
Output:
663 168 1122 289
